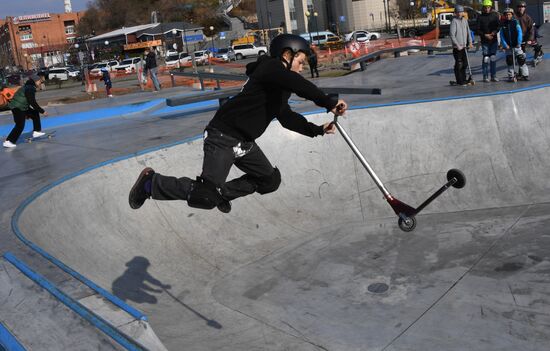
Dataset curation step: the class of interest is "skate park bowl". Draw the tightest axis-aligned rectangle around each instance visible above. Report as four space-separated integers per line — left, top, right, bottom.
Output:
16 86 550 350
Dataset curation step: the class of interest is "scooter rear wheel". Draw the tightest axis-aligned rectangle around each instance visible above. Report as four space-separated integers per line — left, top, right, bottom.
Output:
398 216 416 232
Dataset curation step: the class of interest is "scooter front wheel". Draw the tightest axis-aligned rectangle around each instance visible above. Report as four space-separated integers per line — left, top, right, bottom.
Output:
398 216 416 232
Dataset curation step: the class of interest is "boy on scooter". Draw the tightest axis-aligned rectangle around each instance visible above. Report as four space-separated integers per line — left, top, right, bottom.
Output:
129 34 347 213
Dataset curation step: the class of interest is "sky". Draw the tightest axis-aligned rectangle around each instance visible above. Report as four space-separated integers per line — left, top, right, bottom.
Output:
0 0 89 19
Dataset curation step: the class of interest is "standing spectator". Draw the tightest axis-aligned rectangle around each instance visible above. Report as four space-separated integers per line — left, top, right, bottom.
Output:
500 8 529 80
477 0 500 82
308 45 319 78
450 5 473 86
3 75 48 148
144 47 161 92
99 67 113 97
515 1 542 63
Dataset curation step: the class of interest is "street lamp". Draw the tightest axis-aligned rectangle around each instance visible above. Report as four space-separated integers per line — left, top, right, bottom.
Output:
305 11 320 46
171 29 178 52
305 11 313 44
410 1 416 28
209 26 215 53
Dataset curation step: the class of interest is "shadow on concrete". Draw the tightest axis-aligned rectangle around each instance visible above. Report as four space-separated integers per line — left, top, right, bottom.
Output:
163 288 223 330
112 256 171 304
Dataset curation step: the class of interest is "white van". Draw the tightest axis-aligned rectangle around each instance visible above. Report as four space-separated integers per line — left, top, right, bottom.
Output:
299 31 339 45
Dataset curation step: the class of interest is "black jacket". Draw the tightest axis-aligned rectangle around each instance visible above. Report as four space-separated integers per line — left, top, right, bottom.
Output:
476 11 500 44
208 56 338 141
145 52 157 71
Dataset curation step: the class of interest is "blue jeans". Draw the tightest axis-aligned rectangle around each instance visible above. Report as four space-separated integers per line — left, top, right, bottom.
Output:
149 67 161 91
481 42 498 79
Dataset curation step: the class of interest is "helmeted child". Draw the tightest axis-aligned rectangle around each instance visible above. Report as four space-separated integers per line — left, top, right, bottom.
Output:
129 34 348 213
449 5 473 86
99 67 113 97
500 7 529 80
515 1 543 63
476 0 500 82
3 74 48 148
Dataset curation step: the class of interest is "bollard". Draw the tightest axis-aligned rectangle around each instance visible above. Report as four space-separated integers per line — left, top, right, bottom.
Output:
170 73 175 87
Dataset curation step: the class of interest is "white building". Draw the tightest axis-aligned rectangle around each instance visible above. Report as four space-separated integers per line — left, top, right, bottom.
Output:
256 0 394 36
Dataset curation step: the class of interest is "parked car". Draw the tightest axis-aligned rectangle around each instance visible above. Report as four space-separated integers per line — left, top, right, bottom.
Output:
214 48 236 62
299 31 339 45
116 57 142 73
193 50 212 65
344 30 381 43
165 52 191 68
47 67 80 81
231 44 267 60
321 36 345 50
90 60 119 76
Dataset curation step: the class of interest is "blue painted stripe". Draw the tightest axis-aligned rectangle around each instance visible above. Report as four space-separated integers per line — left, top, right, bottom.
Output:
0 99 164 137
0 322 26 351
10 202 147 321
3 253 146 351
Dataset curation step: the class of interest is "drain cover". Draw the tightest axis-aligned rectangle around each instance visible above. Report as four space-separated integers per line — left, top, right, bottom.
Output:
367 283 389 294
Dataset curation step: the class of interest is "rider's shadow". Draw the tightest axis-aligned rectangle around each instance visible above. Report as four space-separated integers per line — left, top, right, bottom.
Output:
112 256 170 304
112 256 223 329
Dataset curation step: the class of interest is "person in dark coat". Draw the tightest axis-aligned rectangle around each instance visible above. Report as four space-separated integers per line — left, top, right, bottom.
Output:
3 74 48 148
308 45 319 78
99 67 113 97
144 47 161 91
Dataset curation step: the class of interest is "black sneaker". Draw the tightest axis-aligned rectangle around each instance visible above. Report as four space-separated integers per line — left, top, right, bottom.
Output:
217 200 231 213
129 167 155 209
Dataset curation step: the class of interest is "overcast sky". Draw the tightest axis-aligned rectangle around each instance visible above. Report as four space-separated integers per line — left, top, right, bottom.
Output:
1 0 89 19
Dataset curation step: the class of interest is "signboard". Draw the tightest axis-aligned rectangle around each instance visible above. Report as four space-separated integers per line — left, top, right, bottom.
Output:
504 0 510 4
124 39 162 51
219 31 226 40
13 13 51 24
339 16 346 23
184 34 204 43
421 6 427 14
545 2 550 23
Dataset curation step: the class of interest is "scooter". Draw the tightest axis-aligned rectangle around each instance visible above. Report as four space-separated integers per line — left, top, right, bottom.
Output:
332 111 466 232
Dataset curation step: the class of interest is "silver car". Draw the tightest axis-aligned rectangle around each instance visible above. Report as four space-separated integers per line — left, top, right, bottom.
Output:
214 48 236 62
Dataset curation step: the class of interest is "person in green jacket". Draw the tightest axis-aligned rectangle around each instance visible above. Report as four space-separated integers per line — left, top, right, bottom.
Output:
3 74 48 148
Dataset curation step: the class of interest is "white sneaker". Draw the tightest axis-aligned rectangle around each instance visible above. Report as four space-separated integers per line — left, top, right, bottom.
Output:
32 131 45 138
3 140 16 148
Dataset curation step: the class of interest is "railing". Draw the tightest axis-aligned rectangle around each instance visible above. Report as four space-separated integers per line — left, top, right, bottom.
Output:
343 44 452 71
167 70 381 107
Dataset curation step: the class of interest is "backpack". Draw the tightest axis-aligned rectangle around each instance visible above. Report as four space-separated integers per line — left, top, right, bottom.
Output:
0 87 18 108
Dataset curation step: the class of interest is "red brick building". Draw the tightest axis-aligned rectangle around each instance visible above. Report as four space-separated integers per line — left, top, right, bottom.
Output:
0 11 85 70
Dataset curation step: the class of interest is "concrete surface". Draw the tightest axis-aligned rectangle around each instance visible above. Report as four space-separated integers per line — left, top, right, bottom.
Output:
16 86 550 350
1 25 549 350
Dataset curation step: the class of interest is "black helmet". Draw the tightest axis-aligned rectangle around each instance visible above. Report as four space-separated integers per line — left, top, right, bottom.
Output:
517 1 526 6
269 34 311 59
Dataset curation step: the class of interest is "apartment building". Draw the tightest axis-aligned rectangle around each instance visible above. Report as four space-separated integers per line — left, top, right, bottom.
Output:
0 11 85 70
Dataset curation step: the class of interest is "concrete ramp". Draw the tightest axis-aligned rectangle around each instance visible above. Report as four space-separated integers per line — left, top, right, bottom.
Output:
17 87 550 350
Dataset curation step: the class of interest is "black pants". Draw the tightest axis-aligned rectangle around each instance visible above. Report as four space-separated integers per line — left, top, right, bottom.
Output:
453 48 468 85
151 127 276 202
6 108 42 144
310 64 319 78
